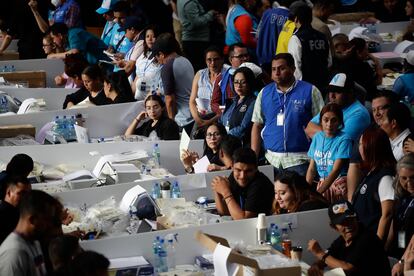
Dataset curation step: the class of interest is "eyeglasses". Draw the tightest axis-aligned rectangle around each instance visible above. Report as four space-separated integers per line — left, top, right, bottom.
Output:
206 132 221 139
206 57 221 63
399 175 414 183
234 80 247 86
231 53 249 59
372 104 390 113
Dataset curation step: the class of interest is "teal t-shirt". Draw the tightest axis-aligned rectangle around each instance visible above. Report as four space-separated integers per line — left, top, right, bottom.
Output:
308 131 352 178
68 28 108 64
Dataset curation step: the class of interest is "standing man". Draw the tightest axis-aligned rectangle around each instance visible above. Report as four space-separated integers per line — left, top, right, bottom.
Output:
288 4 330 93
210 43 249 114
178 0 216 71
151 33 195 134
251 53 324 176
256 0 291 66
96 0 119 47
0 190 62 275
211 148 274 220
0 176 32 244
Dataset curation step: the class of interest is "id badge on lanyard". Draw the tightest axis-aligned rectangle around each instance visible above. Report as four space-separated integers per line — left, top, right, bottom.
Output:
277 109 284 126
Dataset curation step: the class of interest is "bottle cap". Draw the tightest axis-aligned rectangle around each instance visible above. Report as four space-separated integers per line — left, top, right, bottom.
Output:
257 213 266 228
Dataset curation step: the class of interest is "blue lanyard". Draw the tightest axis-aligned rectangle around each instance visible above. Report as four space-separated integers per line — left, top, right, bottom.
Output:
239 195 244 210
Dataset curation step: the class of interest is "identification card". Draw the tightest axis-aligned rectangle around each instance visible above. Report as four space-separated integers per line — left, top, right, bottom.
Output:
140 81 146 93
277 112 284 126
398 230 406 248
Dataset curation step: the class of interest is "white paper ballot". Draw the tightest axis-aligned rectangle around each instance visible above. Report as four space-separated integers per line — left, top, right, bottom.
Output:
74 124 89 143
213 243 239 276
109 256 149 269
179 129 191 155
193 155 210 174
196 98 210 112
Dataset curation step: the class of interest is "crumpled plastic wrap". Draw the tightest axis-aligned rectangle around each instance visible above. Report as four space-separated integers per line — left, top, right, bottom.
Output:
0 135 39 146
62 197 129 237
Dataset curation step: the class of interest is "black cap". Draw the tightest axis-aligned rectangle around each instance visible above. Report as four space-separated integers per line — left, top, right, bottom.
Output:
328 199 357 225
117 16 146 32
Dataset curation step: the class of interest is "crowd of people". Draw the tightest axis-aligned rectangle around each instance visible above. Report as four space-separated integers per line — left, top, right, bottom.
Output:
0 0 414 274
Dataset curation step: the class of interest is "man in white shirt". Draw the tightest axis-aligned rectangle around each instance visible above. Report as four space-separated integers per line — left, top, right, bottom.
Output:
380 102 411 161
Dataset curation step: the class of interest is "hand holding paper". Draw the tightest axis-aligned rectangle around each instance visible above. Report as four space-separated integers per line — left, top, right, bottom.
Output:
193 155 210 174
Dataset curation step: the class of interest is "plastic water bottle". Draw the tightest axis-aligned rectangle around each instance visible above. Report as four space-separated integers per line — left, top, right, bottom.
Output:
270 224 281 251
0 95 8 113
67 115 76 141
127 206 139 234
53 115 61 135
166 237 176 270
171 181 181 198
152 236 160 268
153 143 161 168
157 239 168 273
10 65 15 72
152 182 161 199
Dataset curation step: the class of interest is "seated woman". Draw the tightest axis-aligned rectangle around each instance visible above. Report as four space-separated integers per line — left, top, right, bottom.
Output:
274 170 328 215
353 126 396 241
189 46 228 138
63 65 108 108
181 122 227 173
133 26 162 100
306 103 353 203
387 153 414 260
102 71 135 104
219 67 256 146
124 94 179 140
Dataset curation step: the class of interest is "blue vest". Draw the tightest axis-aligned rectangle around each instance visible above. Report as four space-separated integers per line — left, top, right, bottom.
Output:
400 73 414 101
256 8 289 65
219 68 235 105
53 0 76 24
225 4 257 46
353 167 395 233
261 81 313 152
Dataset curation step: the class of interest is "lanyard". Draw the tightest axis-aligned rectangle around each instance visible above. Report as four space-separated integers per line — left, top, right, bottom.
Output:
114 35 126 52
401 198 414 221
103 24 114 40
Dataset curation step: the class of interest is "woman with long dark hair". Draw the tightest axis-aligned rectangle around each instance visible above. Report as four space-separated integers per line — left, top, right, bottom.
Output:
353 126 396 241
181 122 227 173
124 94 179 140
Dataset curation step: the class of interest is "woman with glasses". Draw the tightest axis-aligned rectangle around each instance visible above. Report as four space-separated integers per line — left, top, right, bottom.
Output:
181 122 227 173
124 94 179 140
219 67 256 146
189 46 229 138
387 153 414 262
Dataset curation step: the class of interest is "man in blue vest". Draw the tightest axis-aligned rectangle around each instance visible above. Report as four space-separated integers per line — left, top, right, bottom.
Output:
305 73 371 142
288 3 330 94
256 0 292 66
251 53 324 176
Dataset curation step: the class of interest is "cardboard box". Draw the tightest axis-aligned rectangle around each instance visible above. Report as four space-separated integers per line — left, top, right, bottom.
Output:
0 124 35 138
0 51 19 61
195 231 301 276
0 70 46 88
329 12 374 22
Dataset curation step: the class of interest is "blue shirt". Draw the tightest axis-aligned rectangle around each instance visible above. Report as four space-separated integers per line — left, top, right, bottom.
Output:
101 21 116 47
393 72 414 102
109 23 134 54
311 100 370 141
67 28 108 65
308 131 352 178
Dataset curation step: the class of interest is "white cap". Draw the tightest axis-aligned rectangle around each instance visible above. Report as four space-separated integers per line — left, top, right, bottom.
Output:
402 50 414 66
329 73 347 87
239 62 263 77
